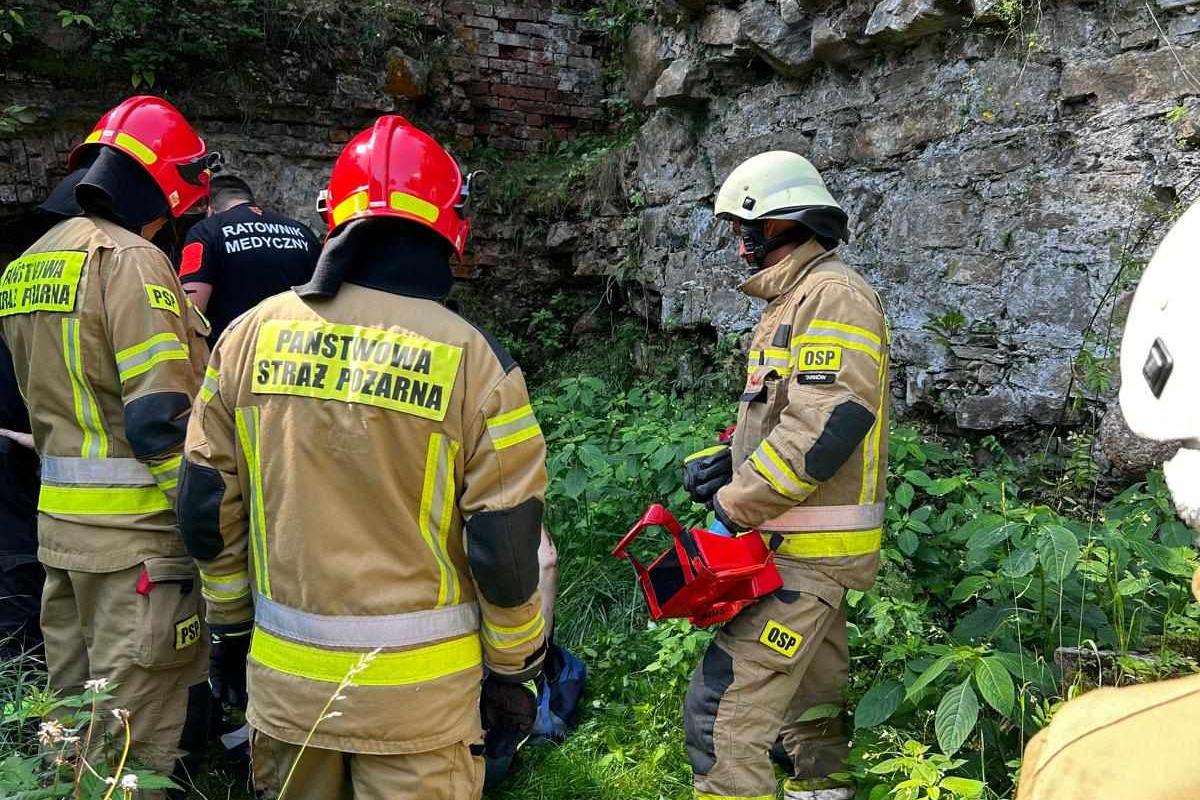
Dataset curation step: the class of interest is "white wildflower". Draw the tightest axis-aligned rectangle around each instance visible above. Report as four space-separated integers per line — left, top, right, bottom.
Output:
37 719 66 746
120 773 139 790
322 711 344 720
111 708 130 722
83 678 109 692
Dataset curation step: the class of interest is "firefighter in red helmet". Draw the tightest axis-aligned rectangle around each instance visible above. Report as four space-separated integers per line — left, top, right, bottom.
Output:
178 115 547 798
0 96 215 788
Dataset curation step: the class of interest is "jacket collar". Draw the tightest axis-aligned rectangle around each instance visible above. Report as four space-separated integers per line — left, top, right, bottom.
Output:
739 240 835 302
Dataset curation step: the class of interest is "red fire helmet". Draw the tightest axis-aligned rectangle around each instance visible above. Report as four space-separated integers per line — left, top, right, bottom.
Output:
69 96 215 217
318 116 471 257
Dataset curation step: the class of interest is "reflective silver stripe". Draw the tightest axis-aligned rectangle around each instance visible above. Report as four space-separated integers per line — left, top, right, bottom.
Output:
253 595 480 649
40 455 156 486
758 502 886 532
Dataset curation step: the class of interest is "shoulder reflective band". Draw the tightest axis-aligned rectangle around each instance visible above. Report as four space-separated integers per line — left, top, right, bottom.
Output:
61 318 109 459
254 594 480 648
39 484 171 516
145 284 181 317
793 318 882 364
199 366 220 403
749 440 814 502
764 528 883 559
0 250 86 317
200 569 251 604
421 432 461 608
40 455 154 486
115 332 189 383
149 454 183 492
758 503 885 532
251 320 463 422
235 406 271 598
486 404 541 450
482 610 545 651
250 628 482 686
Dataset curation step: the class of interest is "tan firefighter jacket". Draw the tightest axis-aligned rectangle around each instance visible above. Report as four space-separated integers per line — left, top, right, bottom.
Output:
0 215 208 572
179 283 548 754
715 239 890 590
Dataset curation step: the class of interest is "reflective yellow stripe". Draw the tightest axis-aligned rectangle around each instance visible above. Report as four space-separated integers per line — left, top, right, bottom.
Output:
199 366 220 403
38 485 171 516
235 407 271 598
487 404 542 450
767 528 883 558
695 793 776 800
115 332 189 383
420 432 460 608
85 129 103 144
749 441 813 501
859 337 888 504
330 190 369 227
199 569 251 603
685 445 726 464
114 131 158 165
249 628 482 686
792 333 880 363
810 318 882 346
149 454 182 492
61 318 108 459
389 191 441 223
483 611 546 650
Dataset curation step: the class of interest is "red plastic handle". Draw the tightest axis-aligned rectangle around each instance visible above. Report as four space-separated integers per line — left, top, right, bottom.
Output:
611 503 684 567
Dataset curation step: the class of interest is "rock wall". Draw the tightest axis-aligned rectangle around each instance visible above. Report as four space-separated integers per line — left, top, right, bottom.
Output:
614 0 1200 432
0 1 606 255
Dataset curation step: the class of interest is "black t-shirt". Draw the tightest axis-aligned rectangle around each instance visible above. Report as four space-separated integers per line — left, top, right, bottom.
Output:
179 203 322 343
0 337 38 566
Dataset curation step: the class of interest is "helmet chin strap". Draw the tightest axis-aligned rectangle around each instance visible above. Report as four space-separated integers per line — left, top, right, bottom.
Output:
740 221 813 271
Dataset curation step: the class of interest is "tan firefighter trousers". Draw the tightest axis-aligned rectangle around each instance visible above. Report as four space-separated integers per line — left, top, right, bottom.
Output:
684 564 849 799
41 560 207 780
251 730 485 800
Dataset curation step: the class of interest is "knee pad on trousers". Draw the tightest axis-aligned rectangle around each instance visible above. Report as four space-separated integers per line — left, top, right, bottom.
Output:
683 643 734 775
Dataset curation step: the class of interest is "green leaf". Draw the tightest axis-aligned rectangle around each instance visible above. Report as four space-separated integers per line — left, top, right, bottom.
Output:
562 467 587 499
904 469 933 488
949 575 989 604
927 476 963 496
1038 523 1080 581
897 528 919 556
1000 547 1037 578
935 679 979 755
896 482 915 510
796 703 842 722
907 653 956 700
951 603 1005 643
973 656 1015 716
954 513 1006 544
965 520 1013 551
1159 520 1194 547
854 679 904 728
941 777 985 798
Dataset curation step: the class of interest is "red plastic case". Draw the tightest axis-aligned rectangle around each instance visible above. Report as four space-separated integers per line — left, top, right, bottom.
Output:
611 504 783 627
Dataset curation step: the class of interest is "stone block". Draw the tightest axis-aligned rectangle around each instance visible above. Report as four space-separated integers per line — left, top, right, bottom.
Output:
492 31 532 47
625 22 670 107
864 0 956 42
699 6 742 45
739 0 816 78
653 58 708 106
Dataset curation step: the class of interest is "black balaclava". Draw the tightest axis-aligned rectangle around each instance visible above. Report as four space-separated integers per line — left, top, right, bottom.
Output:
39 146 169 232
296 217 455 301
740 206 850 271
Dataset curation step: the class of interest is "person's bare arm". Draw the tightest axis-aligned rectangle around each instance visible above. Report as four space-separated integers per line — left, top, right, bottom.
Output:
183 282 213 314
0 428 34 450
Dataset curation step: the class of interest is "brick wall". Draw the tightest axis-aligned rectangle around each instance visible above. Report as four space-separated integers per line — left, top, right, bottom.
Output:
444 1 607 152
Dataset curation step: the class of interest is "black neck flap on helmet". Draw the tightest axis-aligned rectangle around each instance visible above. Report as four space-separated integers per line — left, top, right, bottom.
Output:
296 218 454 300
40 147 169 232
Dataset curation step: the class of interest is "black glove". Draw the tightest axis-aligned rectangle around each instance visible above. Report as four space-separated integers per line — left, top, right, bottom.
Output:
682 444 732 505
481 674 539 760
209 627 252 710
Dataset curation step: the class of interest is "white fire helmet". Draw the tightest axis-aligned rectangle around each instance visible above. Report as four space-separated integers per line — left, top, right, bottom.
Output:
1119 200 1200 528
